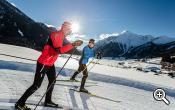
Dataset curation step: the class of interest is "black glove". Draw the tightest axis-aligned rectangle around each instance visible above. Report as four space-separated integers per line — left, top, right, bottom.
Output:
96 52 102 59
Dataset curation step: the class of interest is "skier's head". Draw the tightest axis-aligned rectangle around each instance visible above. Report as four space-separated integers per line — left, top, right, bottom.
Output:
88 39 95 48
61 22 72 36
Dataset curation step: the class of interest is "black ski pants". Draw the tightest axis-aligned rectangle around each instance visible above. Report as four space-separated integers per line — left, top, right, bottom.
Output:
17 62 56 105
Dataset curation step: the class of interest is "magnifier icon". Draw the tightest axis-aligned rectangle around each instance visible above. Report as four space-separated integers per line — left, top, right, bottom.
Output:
153 88 170 105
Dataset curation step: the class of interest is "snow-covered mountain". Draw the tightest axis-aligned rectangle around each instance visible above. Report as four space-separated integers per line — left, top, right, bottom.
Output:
95 31 175 58
95 31 154 55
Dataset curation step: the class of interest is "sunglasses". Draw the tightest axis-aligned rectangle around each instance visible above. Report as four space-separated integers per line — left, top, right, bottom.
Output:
89 42 95 44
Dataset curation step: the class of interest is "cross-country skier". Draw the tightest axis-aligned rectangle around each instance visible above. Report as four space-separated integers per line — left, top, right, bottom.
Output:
15 22 83 110
70 39 97 93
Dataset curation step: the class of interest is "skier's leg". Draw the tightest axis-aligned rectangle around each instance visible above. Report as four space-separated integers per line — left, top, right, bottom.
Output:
16 62 48 106
45 65 56 103
70 71 79 80
80 64 88 92
44 65 62 108
70 64 82 80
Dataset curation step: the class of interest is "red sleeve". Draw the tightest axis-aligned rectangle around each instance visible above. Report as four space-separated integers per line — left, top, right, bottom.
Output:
59 43 74 54
50 32 63 48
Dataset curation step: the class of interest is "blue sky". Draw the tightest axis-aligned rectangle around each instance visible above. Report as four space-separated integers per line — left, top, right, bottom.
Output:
8 0 175 38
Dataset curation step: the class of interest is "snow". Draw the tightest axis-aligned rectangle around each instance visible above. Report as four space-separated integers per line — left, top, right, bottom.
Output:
152 36 175 44
10 2 16 7
167 45 175 50
0 70 175 110
18 29 24 37
99 33 120 40
0 15 3 19
44 23 55 28
0 43 175 110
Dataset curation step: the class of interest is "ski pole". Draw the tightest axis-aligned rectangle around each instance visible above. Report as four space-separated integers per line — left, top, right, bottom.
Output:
87 58 101 73
34 47 77 110
81 52 103 74
73 51 103 77
0 53 36 61
76 57 96 74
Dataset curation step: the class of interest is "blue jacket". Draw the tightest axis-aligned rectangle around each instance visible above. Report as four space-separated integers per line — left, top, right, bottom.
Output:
79 45 94 64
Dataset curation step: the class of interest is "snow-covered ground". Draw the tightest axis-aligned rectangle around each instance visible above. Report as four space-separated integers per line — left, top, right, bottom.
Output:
0 43 175 110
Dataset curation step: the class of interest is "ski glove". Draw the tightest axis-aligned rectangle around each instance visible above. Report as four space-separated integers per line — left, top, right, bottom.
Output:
95 52 102 59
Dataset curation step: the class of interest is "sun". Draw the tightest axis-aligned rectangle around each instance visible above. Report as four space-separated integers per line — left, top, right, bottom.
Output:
71 22 80 33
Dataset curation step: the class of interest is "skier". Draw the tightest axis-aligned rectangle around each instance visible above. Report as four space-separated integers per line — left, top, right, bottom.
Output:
70 39 96 93
15 22 83 110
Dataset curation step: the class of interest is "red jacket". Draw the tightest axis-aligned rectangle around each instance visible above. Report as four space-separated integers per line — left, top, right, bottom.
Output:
37 31 74 66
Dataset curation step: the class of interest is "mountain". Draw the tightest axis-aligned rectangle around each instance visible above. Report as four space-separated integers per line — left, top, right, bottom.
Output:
0 0 50 50
0 0 80 54
94 31 175 58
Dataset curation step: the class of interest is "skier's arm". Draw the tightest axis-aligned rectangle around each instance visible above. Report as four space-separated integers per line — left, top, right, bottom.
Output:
58 44 74 54
50 32 74 54
56 39 83 54
59 40 83 54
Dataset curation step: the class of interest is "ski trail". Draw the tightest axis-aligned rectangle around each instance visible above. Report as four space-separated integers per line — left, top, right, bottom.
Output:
69 80 99 110
88 96 97 110
64 87 71 108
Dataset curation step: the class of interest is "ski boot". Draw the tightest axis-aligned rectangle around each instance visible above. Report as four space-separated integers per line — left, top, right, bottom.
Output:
70 72 79 81
15 103 31 110
70 78 79 82
79 88 89 93
44 101 62 108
